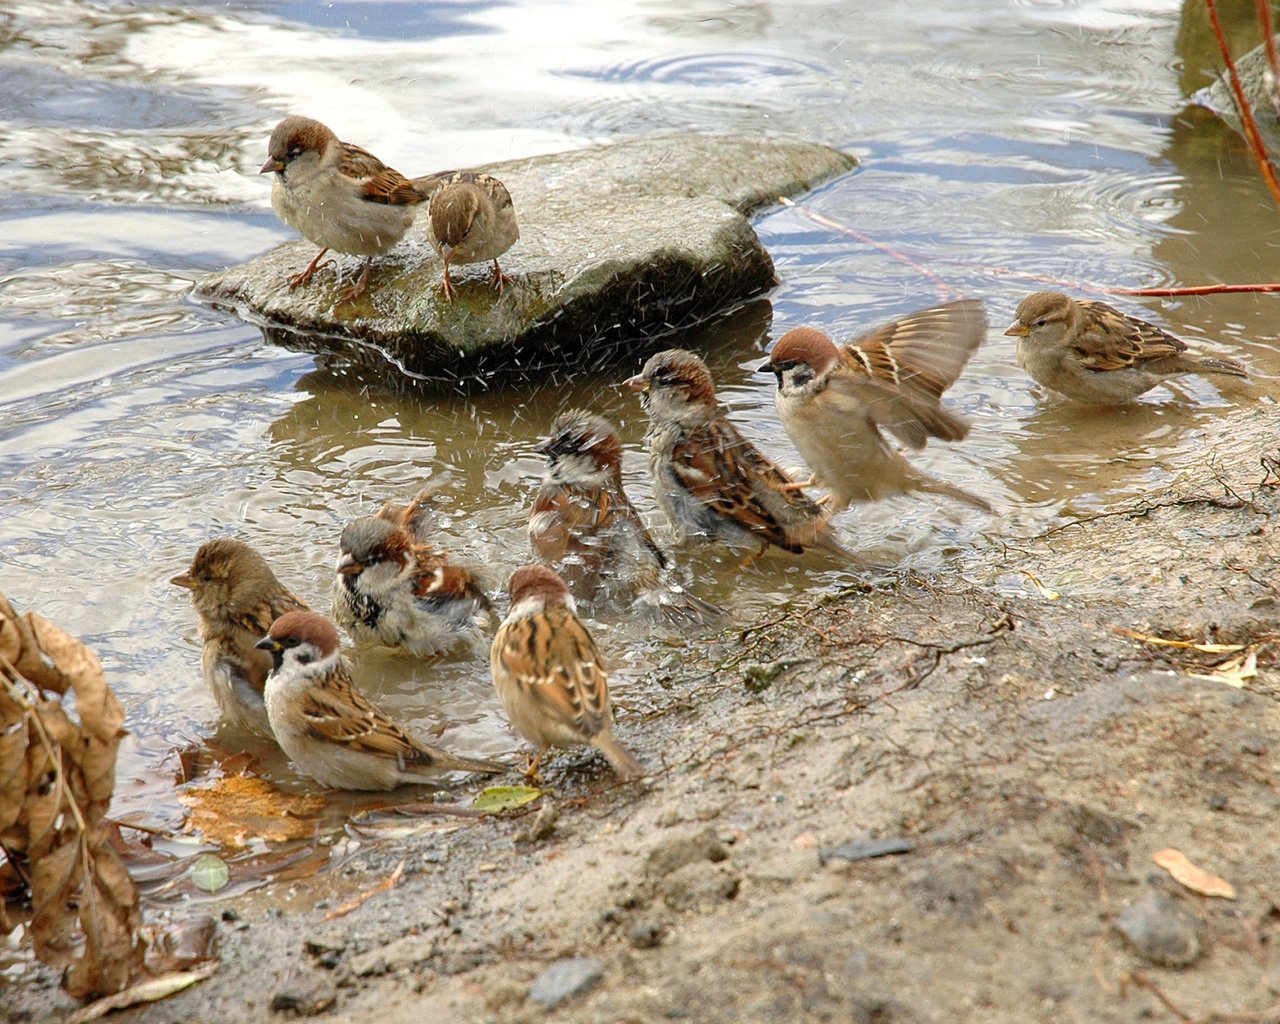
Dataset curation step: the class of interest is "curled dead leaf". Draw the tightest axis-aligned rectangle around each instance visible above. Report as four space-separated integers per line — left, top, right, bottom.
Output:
1153 848 1237 899
180 774 325 848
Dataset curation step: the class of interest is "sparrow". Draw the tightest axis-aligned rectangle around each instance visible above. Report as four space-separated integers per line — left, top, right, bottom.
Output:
332 500 491 657
1004 291 1249 404
760 300 993 513
171 538 309 738
529 409 723 624
490 565 642 779
259 115 428 303
420 171 519 301
256 611 504 790
625 348 849 563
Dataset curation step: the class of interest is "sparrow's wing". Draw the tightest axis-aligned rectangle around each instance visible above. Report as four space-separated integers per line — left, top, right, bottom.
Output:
298 671 422 760
838 299 985 449
1075 301 1187 370
227 591 310 690
493 609 610 740
528 483 612 596
409 549 491 612
669 419 821 553
336 142 425 207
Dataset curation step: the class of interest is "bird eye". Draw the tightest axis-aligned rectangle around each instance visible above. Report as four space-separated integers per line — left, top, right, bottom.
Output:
199 573 214 584
1034 319 1047 327
286 147 301 161
282 636 301 649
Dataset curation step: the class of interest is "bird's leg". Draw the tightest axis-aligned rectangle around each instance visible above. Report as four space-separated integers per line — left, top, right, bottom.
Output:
439 258 457 302
775 476 817 494
488 258 513 293
738 543 769 570
288 247 333 290
522 748 547 784
339 257 374 303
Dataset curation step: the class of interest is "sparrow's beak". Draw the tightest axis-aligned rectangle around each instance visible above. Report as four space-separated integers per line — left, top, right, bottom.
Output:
259 156 285 175
756 360 775 375
1004 321 1029 337
336 554 363 577
169 572 194 590
254 635 281 653
624 374 648 393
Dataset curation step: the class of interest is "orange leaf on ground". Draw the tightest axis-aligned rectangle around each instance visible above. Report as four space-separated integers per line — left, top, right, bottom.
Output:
1152 848 1237 899
180 775 325 849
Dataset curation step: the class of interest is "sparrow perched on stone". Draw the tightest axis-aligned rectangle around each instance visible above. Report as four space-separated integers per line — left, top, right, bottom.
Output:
760 300 992 513
256 611 503 790
626 349 849 563
490 565 642 779
259 115 428 302
529 409 723 624
171 538 310 738
332 498 491 657
1004 291 1249 404
419 170 519 301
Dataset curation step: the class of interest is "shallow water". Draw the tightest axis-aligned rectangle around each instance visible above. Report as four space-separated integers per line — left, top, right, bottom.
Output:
1 0 1278 886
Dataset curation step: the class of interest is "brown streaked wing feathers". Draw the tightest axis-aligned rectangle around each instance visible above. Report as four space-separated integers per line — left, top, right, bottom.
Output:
670 420 819 553
496 609 609 739
299 674 428 762
1075 301 1186 371
336 143 425 207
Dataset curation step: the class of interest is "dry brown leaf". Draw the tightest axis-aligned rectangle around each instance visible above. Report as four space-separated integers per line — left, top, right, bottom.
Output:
180 774 325 848
1112 627 1245 654
1188 649 1258 689
1153 848 1237 899
143 914 218 975
64 961 220 1024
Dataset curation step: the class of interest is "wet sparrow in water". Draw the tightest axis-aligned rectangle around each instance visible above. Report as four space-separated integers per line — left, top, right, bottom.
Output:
171 538 309 738
332 500 491 657
761 299 992 513
257 611 503 790
260 115 429 302
1004 291 1249 404
529 409 723 625
626 349 849 563
490 565 642 779
419 170 519 301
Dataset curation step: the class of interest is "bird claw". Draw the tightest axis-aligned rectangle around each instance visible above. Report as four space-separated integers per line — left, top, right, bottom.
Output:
488 259 512 294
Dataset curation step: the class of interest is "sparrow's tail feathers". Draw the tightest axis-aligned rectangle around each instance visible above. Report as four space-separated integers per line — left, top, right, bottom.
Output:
917 474 994 513
591 733 644 779
1187 354 1249 379
633 585 726 628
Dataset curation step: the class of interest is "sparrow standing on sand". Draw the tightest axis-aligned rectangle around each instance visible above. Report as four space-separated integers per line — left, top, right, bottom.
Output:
332 499 491 657
259 115 427 302
529 409 722 623
1004 291 1249 404
420 170 519 301
171 538 309 738
490 565 642 779
760 299 992 513
626 349 848 563
256 611 504 790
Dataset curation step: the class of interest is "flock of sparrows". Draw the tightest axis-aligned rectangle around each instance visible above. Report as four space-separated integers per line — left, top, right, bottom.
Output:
168 116 1254 793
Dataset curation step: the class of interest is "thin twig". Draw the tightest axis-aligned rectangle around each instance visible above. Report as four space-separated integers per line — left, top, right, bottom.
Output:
321 856 407 921
1205 0 1280 207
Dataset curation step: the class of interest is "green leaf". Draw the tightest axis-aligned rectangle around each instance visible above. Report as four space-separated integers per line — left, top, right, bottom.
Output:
472 785 543 813
189 853 229 893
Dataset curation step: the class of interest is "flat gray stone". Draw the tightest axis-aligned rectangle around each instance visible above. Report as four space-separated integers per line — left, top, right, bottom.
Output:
1114 893 1202 967
528 956 604 1008
192 134 856 377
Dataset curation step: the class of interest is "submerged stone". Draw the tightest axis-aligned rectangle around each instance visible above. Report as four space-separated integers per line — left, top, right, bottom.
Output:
192 134 856 377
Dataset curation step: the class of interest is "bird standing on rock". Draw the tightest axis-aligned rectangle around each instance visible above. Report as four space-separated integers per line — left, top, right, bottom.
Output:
259 115 428 302
421 171 519 301
1004 291 1249 404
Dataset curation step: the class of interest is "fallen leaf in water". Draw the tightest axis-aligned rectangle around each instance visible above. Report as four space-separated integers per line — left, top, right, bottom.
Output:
190 854 229 893
65 961 220 1024
1019 570 1060 600
1153 848 1236 899
180 775 325 848
473 785 544 813
1112 627 1245 654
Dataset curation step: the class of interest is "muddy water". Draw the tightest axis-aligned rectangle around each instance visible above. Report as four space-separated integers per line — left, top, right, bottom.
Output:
1 1 1278 878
